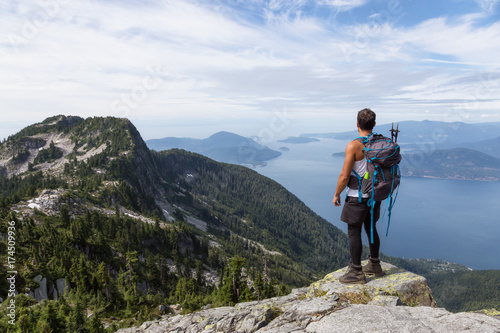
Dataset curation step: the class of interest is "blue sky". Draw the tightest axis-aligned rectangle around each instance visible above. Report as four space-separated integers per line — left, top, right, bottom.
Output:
1 0 500 140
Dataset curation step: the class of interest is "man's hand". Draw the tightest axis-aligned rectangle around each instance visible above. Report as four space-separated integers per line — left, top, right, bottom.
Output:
333 195 341 207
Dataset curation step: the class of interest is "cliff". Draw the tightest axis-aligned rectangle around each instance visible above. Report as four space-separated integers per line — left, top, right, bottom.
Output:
116 262 500 333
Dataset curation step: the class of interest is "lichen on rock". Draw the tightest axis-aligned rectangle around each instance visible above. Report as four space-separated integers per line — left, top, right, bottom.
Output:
306 261 436 307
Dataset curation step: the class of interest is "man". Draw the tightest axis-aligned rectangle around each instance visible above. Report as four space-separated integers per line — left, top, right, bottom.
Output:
333 108 384 284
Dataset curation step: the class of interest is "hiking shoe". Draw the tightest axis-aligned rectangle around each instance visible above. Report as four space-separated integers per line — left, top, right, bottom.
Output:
363 257 384 277
339 264 366 284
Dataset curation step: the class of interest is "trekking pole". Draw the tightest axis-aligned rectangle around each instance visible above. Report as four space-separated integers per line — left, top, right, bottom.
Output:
390 123 400 143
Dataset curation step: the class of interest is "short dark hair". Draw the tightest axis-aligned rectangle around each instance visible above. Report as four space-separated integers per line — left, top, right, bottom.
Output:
357 108 376 131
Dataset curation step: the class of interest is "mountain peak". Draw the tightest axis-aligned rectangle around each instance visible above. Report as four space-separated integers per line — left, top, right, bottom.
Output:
0 116 145 177
208 131 237 138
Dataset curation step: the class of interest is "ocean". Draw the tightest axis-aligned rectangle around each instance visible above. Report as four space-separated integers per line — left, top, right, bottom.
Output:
256 139 500 270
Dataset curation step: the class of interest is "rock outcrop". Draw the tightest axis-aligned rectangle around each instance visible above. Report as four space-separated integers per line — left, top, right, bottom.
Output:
27 275 70 302
116 262 500 333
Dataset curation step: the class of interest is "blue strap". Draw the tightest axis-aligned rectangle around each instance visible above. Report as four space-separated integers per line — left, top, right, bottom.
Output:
369 198 375 244
356 133 374 145
369 169 378 244
351 170 363 203
386 196 393 236
385 165 401 237
380 164 400 237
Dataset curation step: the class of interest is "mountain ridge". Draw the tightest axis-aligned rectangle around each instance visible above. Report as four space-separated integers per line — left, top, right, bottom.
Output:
332 147 500 181
302 120 500 148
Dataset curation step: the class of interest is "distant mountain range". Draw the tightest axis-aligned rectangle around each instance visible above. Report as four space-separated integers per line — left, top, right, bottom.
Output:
400 148 500 181
146 131 281 167
450 135 500 159
302 120 500 150
320 120 500 181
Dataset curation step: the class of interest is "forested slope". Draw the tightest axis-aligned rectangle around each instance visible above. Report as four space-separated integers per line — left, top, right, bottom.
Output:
426 270 500 312
157 149 351 275
0 116 351 331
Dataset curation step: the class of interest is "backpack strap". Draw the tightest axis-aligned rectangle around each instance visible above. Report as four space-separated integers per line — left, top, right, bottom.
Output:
355 133 374 145
351 170 363 203
368 167 378 244
383 164 401 237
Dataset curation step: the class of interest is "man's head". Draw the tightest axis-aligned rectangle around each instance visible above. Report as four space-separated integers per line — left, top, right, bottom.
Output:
357 108 376 131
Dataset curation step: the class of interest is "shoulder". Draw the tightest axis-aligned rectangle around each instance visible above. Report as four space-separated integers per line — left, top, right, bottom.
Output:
346 139 364 152
345 139 363 157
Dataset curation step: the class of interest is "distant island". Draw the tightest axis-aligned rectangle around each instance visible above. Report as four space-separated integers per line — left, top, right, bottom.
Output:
278 136 320 144
324 121 500 182
302 120 500 149
332 148 500 181
332 151 345 158
146 131 281 167
400 148 500 182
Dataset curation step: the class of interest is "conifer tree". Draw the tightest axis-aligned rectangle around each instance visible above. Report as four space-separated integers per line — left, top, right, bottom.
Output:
254 272 265 301
60 204 70 227
97 262 111 302
39 302 65 333
218 256 247 305
69 300 87 333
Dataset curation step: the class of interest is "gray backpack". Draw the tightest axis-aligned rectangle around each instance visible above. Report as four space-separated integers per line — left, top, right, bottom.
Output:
351 132 402 242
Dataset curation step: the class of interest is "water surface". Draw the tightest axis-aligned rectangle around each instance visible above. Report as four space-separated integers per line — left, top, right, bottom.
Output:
257 139 500 270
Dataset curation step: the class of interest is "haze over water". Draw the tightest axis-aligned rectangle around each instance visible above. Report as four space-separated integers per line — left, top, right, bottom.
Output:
257 138 500 270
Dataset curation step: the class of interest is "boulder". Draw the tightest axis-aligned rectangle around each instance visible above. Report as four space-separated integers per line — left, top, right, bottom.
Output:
34 276 49 302
306 261 436 307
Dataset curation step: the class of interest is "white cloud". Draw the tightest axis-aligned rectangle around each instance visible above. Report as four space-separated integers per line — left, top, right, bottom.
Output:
318 0 369 11
474 0 500 11
1 0 500 140
396 16 500 66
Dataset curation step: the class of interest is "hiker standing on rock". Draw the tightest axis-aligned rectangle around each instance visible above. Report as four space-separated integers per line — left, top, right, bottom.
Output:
333 108 385 284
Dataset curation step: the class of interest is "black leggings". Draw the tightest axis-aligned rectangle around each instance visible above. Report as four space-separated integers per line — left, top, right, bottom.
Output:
348 220 380 266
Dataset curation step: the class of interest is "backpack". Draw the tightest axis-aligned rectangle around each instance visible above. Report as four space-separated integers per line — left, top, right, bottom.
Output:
349 130 402 243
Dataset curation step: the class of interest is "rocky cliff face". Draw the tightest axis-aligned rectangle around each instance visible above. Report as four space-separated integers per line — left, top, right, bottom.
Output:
116 262 500 333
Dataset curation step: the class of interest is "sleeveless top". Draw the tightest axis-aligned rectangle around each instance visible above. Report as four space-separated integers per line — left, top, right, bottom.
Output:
346 159 370 198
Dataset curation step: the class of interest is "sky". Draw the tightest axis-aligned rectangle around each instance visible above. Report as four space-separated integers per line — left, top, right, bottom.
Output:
1 0 500 141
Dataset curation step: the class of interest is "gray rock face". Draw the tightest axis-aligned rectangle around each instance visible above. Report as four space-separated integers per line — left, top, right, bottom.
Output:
56 278 70 297
29 276 70 302
116 262 500 333
304 305 500 333
34 276 48 302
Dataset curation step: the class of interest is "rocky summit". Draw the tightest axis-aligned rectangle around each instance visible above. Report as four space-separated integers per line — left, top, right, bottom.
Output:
116 262 500 333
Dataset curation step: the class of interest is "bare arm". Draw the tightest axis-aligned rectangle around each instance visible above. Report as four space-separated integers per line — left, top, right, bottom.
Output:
333 141 358 207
